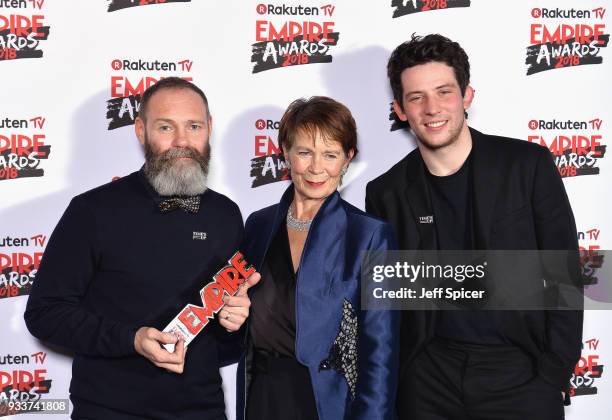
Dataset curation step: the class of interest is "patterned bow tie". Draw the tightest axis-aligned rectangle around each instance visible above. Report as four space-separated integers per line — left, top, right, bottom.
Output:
158 196 200 214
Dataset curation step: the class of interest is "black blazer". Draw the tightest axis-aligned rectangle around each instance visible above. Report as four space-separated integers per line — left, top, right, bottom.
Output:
365 127 583 393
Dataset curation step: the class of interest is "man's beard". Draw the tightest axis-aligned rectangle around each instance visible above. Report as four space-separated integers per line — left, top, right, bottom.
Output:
143 138 211 197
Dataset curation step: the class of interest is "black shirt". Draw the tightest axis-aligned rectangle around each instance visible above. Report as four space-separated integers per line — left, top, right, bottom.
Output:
426 155 473 250
426 154 505 345
250 222 297 357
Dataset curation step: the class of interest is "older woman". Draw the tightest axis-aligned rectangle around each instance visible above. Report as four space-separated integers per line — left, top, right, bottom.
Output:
237 97 399 420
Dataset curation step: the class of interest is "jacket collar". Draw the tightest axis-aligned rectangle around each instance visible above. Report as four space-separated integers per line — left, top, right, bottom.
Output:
267 184 348 363
469 127 500 249
272 183 345 236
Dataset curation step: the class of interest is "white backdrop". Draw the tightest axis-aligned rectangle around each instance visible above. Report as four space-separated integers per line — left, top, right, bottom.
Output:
0 0 610 418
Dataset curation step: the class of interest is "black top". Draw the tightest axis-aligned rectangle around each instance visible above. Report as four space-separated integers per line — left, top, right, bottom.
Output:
250 222 297 357
426 154 473 250
426 154 506 345
25 170 244 420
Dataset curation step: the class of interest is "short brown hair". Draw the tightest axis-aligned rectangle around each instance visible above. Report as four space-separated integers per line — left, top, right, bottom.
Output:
278 96 358 159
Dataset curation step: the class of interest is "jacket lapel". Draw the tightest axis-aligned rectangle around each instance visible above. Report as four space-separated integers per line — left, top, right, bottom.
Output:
294 190 347 364
400 152 438 349
470 128 500 249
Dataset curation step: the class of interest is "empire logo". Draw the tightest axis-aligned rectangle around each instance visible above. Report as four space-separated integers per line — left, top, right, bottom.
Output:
250 118 289 187
0 0 49 62
106 58 194 130
391 0 470 18
107 0 191 13
526 7 609 75
0 116 50 181
252 3 339 73
527 117 606 177
0 234 46 299
571 338 605 397
0 351 51 409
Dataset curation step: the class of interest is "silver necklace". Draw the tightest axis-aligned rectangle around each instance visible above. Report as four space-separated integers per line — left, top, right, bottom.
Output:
286 206 312 231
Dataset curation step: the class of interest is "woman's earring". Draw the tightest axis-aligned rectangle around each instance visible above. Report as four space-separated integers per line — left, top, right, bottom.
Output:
339 166 348 186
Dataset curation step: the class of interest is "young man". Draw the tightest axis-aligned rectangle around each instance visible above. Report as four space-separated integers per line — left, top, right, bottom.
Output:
25 78 260 419
366 34 582 419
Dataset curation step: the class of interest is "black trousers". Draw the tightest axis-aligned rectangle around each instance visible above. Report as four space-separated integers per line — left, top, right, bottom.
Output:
247 349 319 420
398 338 565 420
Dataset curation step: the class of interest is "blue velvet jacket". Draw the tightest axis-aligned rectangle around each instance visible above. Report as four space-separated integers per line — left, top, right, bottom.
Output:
237 185 400 420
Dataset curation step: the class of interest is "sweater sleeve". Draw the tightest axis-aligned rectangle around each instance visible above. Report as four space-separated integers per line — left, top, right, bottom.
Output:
24 197 137 357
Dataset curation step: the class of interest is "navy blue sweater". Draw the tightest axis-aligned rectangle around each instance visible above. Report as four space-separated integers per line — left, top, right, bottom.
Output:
25 170 244 419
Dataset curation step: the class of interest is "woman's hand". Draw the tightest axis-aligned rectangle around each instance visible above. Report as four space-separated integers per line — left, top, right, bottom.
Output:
219 272 261 332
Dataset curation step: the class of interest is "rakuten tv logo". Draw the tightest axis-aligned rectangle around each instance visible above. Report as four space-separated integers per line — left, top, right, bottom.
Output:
0 234 46 299
106 58 194 130
250 118 289 187
0 116 50 181
0 0 49 62
527 118 606 177
391 0 470 18
571 338 605 397
107 0 191 13
526 7 609 74
579 227 602 252
252 3 339 73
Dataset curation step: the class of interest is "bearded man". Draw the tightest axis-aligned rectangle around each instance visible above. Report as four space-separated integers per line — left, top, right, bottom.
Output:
25 78 258 420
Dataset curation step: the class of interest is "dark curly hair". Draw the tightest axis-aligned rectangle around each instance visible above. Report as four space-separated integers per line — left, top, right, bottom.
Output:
388 34 470 107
